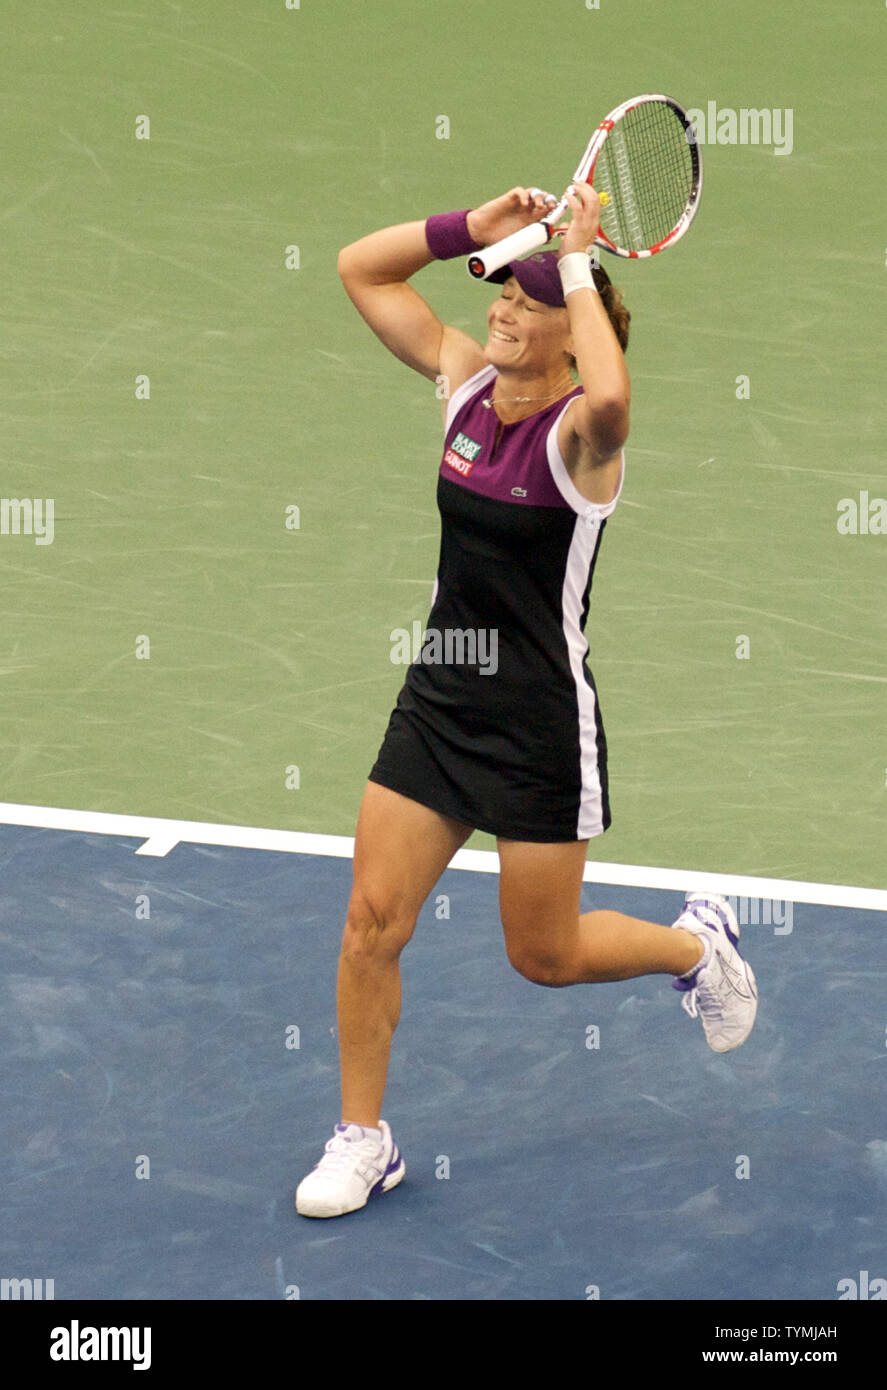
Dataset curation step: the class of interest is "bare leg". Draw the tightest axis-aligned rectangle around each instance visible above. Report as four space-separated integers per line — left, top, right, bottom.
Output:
338 783 473 1126
497 839 704 987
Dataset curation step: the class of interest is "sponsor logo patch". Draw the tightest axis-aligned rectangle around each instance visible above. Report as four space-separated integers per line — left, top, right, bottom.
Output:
450 431 482 462
444 448 474 476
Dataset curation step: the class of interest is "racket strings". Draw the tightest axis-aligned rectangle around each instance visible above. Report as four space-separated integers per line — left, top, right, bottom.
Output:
596 102 695 252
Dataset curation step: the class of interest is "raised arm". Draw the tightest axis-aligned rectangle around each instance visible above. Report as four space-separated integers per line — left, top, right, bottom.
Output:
557 184 631 466
337 191 559 399
337 221 452 382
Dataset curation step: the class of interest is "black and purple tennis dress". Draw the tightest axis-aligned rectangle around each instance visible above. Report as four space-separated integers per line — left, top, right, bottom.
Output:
369 363 624 842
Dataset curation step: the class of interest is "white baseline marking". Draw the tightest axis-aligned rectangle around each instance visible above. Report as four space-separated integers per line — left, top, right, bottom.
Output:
0 800 884 912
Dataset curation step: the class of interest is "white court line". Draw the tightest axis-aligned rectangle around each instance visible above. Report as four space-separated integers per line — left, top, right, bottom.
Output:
796 668 887 685
0 799 885 913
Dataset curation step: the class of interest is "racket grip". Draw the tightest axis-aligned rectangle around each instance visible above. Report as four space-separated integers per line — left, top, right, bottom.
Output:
466 220 552 279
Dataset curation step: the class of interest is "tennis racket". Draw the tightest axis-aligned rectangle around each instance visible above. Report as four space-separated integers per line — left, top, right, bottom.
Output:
466 94 702 279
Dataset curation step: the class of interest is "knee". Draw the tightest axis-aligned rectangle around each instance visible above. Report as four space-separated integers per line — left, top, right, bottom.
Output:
504 937 573 989
341 889 415 964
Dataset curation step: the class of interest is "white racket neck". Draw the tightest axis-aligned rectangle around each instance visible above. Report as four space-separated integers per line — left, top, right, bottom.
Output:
467 220 553 280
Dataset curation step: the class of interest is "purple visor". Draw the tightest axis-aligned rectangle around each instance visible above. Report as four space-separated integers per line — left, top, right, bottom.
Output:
486 250 610 308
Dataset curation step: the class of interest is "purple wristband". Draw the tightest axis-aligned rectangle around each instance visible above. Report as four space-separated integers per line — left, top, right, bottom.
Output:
425 209 483 260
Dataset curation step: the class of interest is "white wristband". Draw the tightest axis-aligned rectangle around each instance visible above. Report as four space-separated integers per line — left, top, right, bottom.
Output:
558 252 597 298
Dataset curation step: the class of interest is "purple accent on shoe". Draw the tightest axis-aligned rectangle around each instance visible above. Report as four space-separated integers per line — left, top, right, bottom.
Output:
672 974 697 993
712 902 740 947
690 897 740 948
369 1141 403 1198
336 1122 384 1141
425 210 483 260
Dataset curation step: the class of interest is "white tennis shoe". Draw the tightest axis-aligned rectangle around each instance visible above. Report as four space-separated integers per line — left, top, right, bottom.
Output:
295 1121 405 1218
671 893 758 1052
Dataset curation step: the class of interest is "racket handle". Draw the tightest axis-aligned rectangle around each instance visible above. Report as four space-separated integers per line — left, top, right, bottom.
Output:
466 219 552 279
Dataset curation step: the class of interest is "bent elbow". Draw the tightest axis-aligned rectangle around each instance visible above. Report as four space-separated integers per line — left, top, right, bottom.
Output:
337 244 357 283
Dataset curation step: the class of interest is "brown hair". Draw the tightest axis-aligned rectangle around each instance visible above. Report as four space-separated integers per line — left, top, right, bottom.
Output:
567 263 630 365
594 265 630 353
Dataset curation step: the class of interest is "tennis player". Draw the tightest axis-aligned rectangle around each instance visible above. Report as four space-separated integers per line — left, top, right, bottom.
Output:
296 186 757 1218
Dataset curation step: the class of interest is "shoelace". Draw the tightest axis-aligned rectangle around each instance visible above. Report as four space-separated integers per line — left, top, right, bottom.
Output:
673 904 723 1021
686 950 739 1019
315 1132 382 1175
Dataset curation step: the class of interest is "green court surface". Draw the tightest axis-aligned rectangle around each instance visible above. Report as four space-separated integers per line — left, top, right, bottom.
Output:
1 0 885 887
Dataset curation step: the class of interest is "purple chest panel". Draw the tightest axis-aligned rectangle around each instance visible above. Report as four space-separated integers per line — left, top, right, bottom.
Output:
441 377 582 508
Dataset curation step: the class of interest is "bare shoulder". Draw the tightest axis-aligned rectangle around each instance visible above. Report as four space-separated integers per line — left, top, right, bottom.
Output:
557 397 624 506
438 326 488 422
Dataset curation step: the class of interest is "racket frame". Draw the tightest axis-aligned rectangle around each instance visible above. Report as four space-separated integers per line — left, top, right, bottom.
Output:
466 93 702 280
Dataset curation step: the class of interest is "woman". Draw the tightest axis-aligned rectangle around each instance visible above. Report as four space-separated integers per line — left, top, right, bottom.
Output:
296 186 757 1219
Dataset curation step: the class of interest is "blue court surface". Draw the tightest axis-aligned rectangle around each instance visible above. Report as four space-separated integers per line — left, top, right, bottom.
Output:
2 824 885 1302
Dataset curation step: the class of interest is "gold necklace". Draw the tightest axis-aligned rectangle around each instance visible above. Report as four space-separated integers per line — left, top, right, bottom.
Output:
481 379 575 410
